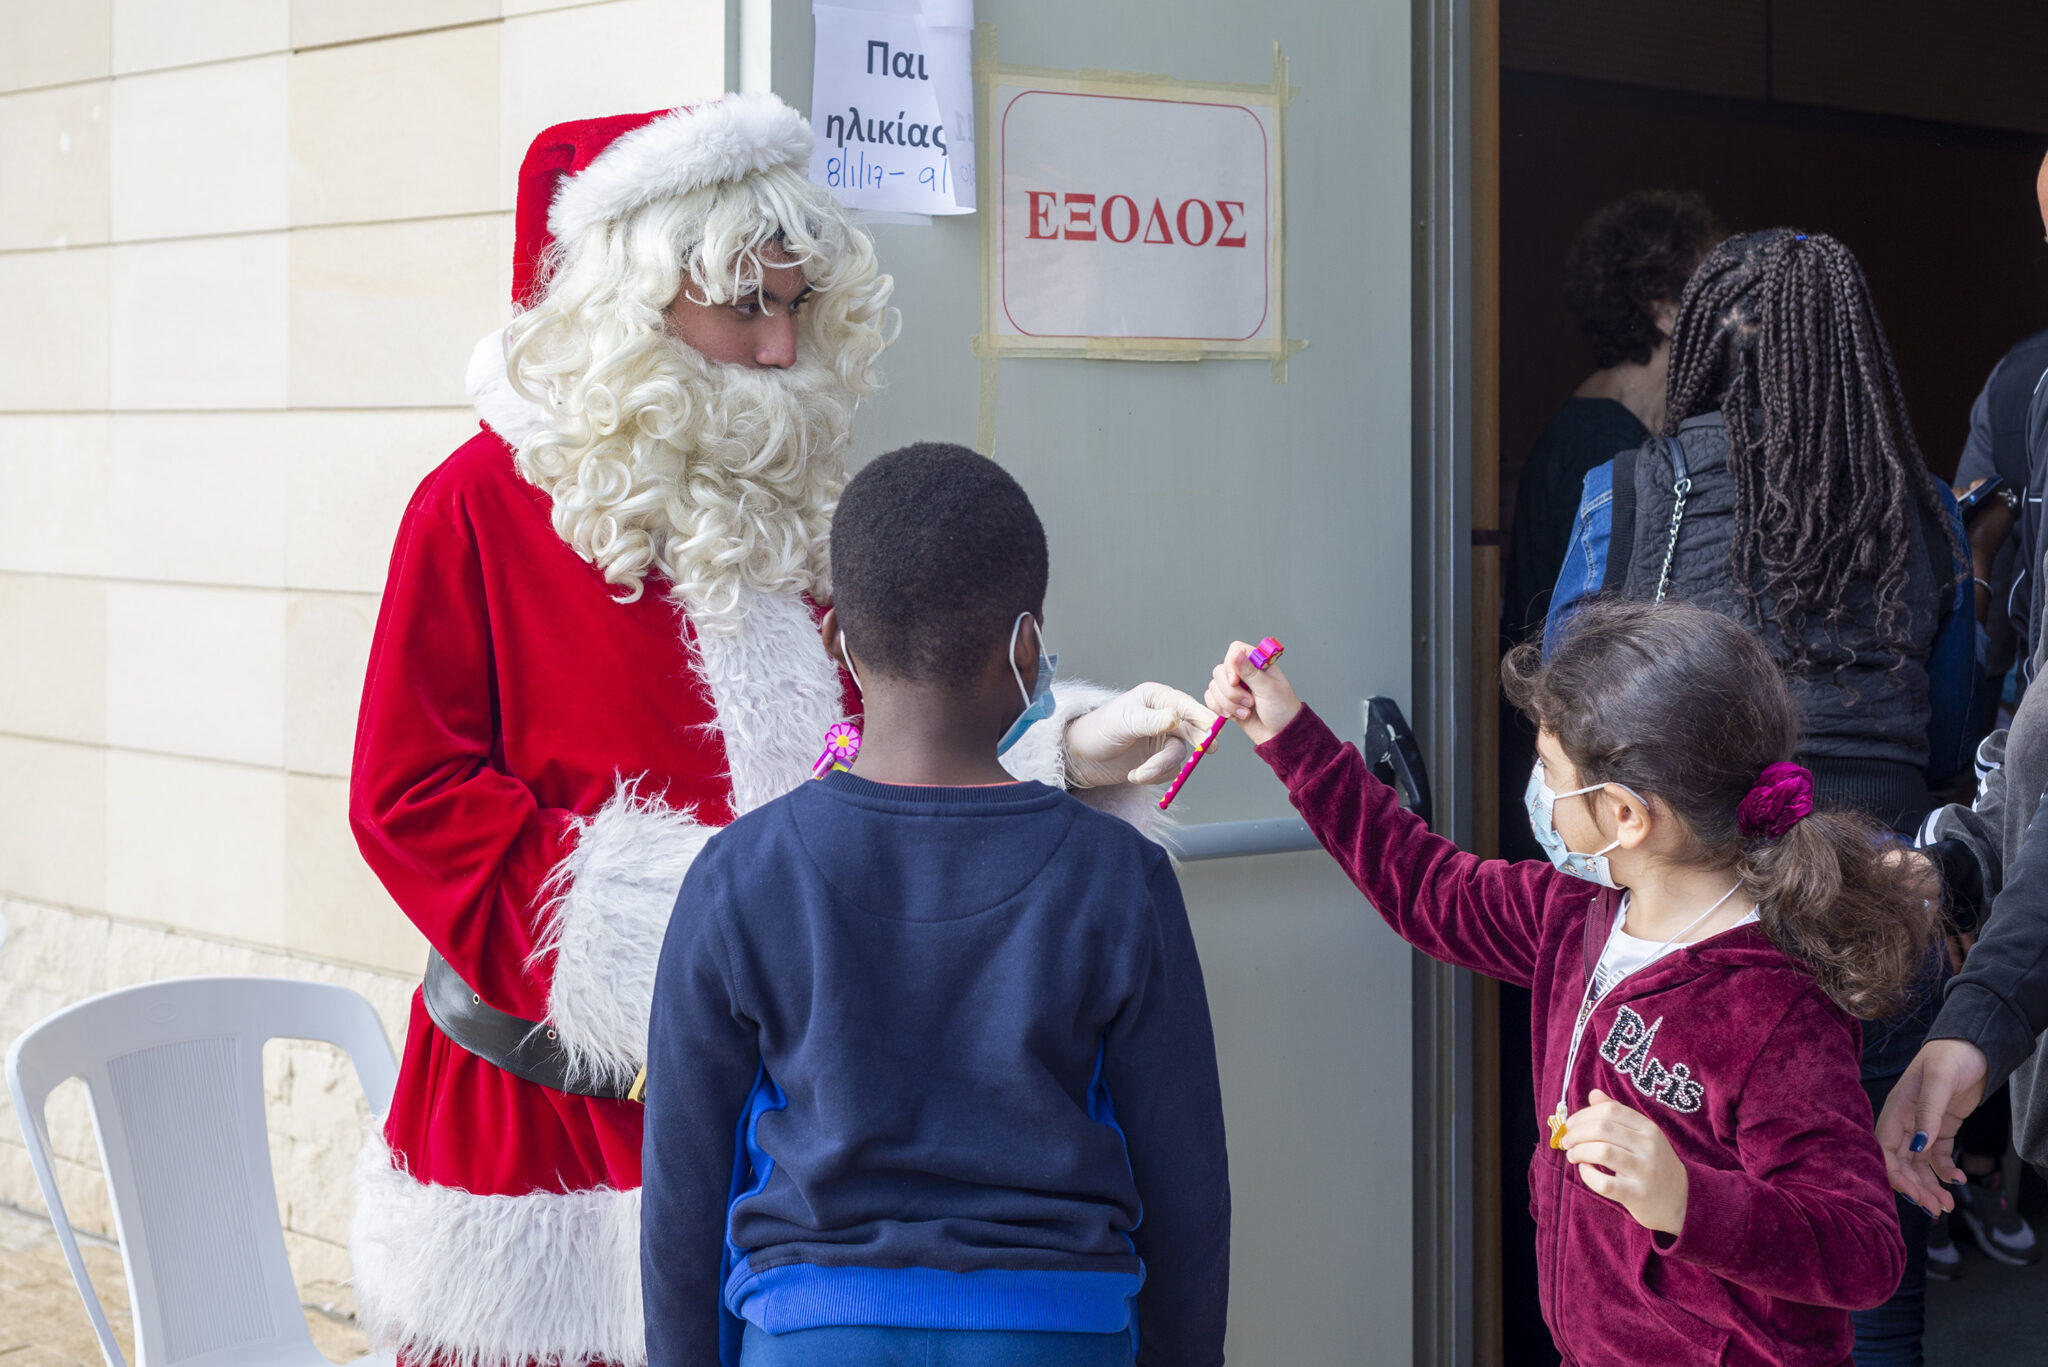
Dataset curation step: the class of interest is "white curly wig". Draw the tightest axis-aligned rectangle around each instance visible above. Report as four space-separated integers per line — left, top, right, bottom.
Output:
505 162 895 632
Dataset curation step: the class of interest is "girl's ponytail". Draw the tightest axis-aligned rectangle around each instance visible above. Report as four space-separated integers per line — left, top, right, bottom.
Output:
1735 806 1938 1021
1507 597 1941 1021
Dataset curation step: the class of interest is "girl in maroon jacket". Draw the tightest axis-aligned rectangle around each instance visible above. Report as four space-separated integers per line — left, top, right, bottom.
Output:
1207 598 1933 1367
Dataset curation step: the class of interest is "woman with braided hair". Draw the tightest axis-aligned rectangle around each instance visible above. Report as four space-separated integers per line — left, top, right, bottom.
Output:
1547 228 1974 1367
1550 228 1971 828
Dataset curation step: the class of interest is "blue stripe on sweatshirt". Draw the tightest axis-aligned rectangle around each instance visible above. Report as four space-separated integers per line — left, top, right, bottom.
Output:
725 1263 1142 1334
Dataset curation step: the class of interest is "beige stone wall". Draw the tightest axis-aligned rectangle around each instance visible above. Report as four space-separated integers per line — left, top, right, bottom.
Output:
0 0 723 1326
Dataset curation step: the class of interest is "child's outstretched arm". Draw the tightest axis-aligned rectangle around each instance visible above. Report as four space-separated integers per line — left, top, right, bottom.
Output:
1207 641 1550 988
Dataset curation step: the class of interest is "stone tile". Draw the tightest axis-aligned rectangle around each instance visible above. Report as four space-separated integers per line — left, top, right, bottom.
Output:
283 593 373 777
0 574 106 744
500 0 615 15
110 233 288 411
291 24 499 226
0 737 107 911
0 1139 117 1246
36 1079 106 1193
282 1229 361 1327
105 749 287 943
0 906 111 1188
106 582 285 766
0 899 115 1059
285 773 425 977
2 1061 112 1197
498 0 724 207
110 55 288 241
291 0 497 49
0 0 112 94
284 408 475 593
288 214 503 408
0 1201 131 1363
0 1203 369 1365
0 248 109 411
0 417 110 577
266 1034 375 1247
111 0 289 76
0 82 111 250
108 413 291 587
495 204 516 314
99 905 292 984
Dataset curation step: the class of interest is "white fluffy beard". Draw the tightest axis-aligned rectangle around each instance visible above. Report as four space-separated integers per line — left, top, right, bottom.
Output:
517 334 854 634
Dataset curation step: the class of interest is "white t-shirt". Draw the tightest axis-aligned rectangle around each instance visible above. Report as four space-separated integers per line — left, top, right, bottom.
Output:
1591 896 1759 1001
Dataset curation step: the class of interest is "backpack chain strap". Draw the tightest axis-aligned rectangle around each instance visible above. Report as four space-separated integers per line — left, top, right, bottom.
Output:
1652 436 1692 604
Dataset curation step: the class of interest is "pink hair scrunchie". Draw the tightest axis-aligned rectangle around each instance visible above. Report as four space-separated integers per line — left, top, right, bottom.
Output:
1737 761 1815 839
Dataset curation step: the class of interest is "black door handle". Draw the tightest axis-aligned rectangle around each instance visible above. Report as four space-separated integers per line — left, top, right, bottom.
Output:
1364 696 1433 829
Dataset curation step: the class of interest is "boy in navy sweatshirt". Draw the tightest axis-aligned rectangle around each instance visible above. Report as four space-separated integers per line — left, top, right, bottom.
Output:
640 443 1231 1367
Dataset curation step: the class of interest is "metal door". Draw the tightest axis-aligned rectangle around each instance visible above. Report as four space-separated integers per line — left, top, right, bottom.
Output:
732 2 1477 1359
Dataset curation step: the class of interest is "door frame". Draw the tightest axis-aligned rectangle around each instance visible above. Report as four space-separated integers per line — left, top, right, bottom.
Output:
1412 0 1492 1361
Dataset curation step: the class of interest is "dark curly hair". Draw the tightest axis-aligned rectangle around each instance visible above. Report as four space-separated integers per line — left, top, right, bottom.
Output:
1662 229 1961 675
1563 190 1723 369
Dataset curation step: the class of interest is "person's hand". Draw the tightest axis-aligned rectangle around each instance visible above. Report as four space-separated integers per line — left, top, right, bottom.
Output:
1954 478 2017 622
1205 641 1303 746
1063 683 1217 787
1876 1038 1987 1213
1560 1090 1689 1235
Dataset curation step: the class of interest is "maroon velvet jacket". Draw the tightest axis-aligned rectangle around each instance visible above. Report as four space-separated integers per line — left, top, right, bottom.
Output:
1258 707 1903 1367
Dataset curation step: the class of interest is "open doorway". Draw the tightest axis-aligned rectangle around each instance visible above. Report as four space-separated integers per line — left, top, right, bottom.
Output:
1490 3 2048 1362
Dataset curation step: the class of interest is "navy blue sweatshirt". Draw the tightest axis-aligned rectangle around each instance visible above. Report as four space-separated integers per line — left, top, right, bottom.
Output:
640 773 1230 1367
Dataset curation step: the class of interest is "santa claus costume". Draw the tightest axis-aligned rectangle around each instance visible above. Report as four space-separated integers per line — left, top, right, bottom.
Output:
347 94 1181 1367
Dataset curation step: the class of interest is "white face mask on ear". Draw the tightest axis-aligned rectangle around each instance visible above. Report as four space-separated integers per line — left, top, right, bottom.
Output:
995 612 1057 756
1525 758 1643 890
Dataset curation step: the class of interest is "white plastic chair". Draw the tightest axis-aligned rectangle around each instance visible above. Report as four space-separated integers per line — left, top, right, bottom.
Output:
6 977 399 1367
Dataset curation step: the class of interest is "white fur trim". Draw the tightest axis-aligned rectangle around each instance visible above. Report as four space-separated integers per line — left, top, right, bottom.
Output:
534 780 716 1089
689 588 846 816
1001 679 1176 846
350 1131 644 1367
550 94 813 245
467 328 546 448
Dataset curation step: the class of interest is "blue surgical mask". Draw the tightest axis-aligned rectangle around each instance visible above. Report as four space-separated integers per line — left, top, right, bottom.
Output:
1525 758 1639 890
996 612 1057 756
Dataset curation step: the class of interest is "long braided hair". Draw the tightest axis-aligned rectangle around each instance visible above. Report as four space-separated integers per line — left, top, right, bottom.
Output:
1661 229 1960 672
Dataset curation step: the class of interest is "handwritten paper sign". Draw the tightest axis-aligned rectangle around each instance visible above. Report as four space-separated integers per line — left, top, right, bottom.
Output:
981 62 1294 365
809 0 974 216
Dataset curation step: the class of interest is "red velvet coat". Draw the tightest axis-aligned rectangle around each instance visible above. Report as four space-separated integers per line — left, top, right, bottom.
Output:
345 354 1155 1367
1258 706 1904 1367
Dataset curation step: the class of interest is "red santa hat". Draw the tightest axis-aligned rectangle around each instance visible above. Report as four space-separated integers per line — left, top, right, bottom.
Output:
511 92 813 307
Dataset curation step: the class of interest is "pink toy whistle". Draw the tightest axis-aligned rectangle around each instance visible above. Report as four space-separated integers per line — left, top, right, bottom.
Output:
1158 637 1284 811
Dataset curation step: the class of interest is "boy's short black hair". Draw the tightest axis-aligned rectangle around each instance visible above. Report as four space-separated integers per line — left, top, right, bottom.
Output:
831 442 1049 684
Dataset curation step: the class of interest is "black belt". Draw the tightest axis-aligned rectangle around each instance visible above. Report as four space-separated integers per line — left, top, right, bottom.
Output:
421 950 643 1102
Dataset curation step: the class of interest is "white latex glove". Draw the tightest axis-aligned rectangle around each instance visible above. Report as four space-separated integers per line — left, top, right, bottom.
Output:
1064 683 1219 788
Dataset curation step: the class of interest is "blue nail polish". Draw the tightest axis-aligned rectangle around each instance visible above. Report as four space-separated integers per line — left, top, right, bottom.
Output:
1910 1132 1928 1153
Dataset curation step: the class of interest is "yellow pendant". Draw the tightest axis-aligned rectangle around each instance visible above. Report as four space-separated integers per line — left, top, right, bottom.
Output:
1548 1106 1568 1149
